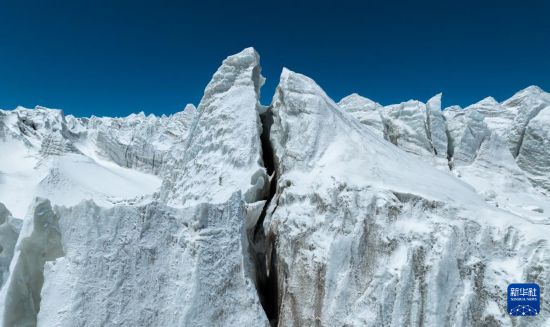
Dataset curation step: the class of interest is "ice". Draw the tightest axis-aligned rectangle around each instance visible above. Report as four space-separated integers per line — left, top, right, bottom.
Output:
0 48 549 326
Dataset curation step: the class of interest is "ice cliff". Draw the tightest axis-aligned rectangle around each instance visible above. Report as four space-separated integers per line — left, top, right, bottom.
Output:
0 48 549 326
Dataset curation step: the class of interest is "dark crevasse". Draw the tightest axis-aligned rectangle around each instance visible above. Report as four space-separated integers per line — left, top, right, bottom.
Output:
250 106 280 326
444 120 455 170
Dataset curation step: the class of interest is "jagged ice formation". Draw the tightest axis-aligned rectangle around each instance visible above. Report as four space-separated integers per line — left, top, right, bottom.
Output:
0 48 549 326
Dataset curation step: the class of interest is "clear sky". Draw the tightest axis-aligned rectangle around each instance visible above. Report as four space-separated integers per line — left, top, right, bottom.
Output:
0 0 549 117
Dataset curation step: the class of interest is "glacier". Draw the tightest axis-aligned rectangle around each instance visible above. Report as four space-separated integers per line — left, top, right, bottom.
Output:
0 47 549 326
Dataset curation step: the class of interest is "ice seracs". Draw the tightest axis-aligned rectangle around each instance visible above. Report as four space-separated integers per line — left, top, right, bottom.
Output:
263 67 550 326
0 106 169 217
82 105 198 176
464 96 514 138
504 86 550 193
337 93 385 138
340 85 550 197
0 199 63 327
504 86 548 156
0 48 271 327
37 194 268 327
0 204 21 288
446 108 491 167
160 47 268 208
0 48 549 326
338 92 449 168
516 106 550 194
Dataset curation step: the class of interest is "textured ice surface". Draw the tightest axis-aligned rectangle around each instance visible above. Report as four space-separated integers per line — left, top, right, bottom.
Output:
37 194 267 327
160 47 268 208
264 68 550 326
0 48 549 326
337 94 384 138
0 204 21 288
0 199 63 327
339 93 449 168
516 106 550 194
0 107 165 217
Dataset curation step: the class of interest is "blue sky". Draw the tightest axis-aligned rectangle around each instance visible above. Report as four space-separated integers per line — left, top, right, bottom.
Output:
0 0 549 117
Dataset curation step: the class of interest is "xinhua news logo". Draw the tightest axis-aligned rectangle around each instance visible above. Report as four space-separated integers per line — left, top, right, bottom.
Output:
507 283 540 317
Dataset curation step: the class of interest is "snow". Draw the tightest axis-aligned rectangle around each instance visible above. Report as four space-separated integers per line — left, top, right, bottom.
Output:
265 67 550 326
0 136 48 218
160 47 268 208
338 92 450 169
0 48 549 326
35 153 161 208
516 106 550 193
0 204 20 288
464 96 516 138
337 93 384 138
1 48 270 327
36 194 268 326
272 69 480 206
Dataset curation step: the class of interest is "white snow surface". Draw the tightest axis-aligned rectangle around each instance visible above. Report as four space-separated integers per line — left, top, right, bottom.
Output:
0 105 192 217
0 48 549 326
160 47 268 208
36 194 267 327
265 68 550 326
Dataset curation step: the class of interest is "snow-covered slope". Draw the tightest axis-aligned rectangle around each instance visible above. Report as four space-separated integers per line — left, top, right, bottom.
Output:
0 48 549 326
0 106 190 217
265 69 550 326
74 104 197 176
0 47 270 327
339 85 550 202
339 93 449 169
